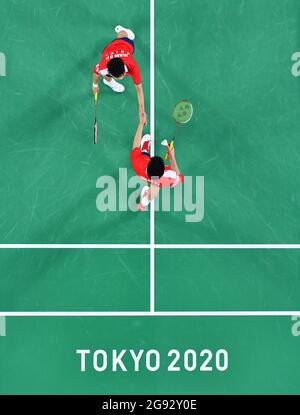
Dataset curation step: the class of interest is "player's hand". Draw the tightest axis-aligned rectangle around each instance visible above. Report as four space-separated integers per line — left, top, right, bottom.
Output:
93 84 99 96
139 109 148 126
139 111 148 126
167 143 175 158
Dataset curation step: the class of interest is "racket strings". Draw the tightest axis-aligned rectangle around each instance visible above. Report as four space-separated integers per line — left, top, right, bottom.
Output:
165 100 193 159
173 100 193 124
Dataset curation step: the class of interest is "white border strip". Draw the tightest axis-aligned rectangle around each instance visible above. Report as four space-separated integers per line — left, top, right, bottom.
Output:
150 0 155 313
0 311 299 317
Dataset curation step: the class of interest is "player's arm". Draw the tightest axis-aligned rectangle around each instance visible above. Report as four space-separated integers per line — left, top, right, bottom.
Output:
130 60 147 124
132 113 147 150
135 83 148 125
93 63 110 94
167 146 181 175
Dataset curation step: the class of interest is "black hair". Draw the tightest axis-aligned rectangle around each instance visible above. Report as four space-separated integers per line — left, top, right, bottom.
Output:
147 156 165 179
107 57 125 78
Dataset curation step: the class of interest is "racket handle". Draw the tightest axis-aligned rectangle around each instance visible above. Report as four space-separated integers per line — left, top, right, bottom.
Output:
94 92 98 102
165 141 174 161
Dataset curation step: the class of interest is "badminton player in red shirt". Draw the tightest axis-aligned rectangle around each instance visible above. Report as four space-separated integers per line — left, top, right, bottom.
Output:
92 25 147 123
131 114 184 211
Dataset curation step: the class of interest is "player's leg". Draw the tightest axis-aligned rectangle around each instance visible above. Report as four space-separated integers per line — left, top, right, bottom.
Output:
137 186 150 211
138 184 160 211
117 30 128 38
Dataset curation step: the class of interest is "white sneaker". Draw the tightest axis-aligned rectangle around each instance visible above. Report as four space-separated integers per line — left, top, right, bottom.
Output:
103 78 125 93
137 186 150 211
141 134 152 153
115 25 135 40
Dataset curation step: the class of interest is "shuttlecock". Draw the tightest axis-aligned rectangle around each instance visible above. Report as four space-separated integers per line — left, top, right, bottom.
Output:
161 139 168 147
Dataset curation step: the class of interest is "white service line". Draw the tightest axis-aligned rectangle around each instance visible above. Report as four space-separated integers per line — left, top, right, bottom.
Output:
0 311 299 317
150 0 155 313
0 244 150 249
155 244 300 249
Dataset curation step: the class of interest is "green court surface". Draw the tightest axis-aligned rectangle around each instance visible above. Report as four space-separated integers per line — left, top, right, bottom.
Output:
0 250 149 311
155 0 300 244
155 250 300 311
1 0 300 395
0 0 299 244
1 248 300 312
0 0 150 244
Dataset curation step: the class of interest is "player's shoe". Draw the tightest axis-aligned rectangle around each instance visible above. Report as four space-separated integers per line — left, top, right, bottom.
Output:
141 134 152 154
103 78 125 93
115 25 135 40
137 185 150 211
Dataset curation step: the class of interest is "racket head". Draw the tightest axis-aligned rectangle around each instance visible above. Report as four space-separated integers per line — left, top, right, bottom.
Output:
173 100 193 124
94 119 98 144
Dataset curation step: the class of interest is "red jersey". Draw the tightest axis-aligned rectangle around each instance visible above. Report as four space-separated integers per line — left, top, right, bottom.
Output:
94 39 142 85
130 148 184 188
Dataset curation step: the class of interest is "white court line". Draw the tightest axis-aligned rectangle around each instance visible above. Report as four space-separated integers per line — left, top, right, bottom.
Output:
155 244 300 249
0 311 299 317
0 244 300 249
150 0 155 313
